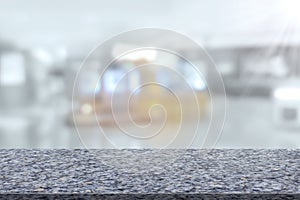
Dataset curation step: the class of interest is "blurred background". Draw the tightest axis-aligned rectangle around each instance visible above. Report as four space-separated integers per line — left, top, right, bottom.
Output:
0 0 300 148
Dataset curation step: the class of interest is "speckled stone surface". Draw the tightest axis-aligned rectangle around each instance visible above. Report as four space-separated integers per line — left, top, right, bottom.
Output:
0 149 299 195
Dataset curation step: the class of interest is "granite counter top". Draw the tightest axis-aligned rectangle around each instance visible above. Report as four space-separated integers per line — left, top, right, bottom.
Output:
0 149 299 198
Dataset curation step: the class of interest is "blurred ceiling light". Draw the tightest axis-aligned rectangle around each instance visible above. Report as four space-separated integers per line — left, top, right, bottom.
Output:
121 50 157 61
274 88 300 100
113 44 157 61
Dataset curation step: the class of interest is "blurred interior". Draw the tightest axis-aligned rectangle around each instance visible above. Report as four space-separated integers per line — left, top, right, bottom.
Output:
0 0 300 148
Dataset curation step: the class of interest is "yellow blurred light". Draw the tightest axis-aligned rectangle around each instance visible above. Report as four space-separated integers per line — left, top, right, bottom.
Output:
81 103 93 115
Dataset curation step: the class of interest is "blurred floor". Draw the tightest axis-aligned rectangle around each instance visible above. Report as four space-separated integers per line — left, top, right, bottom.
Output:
218 97 300 148
0 96 299 148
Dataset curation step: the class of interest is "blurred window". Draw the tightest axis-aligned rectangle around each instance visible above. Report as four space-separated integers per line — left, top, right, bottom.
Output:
0 52 26 86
